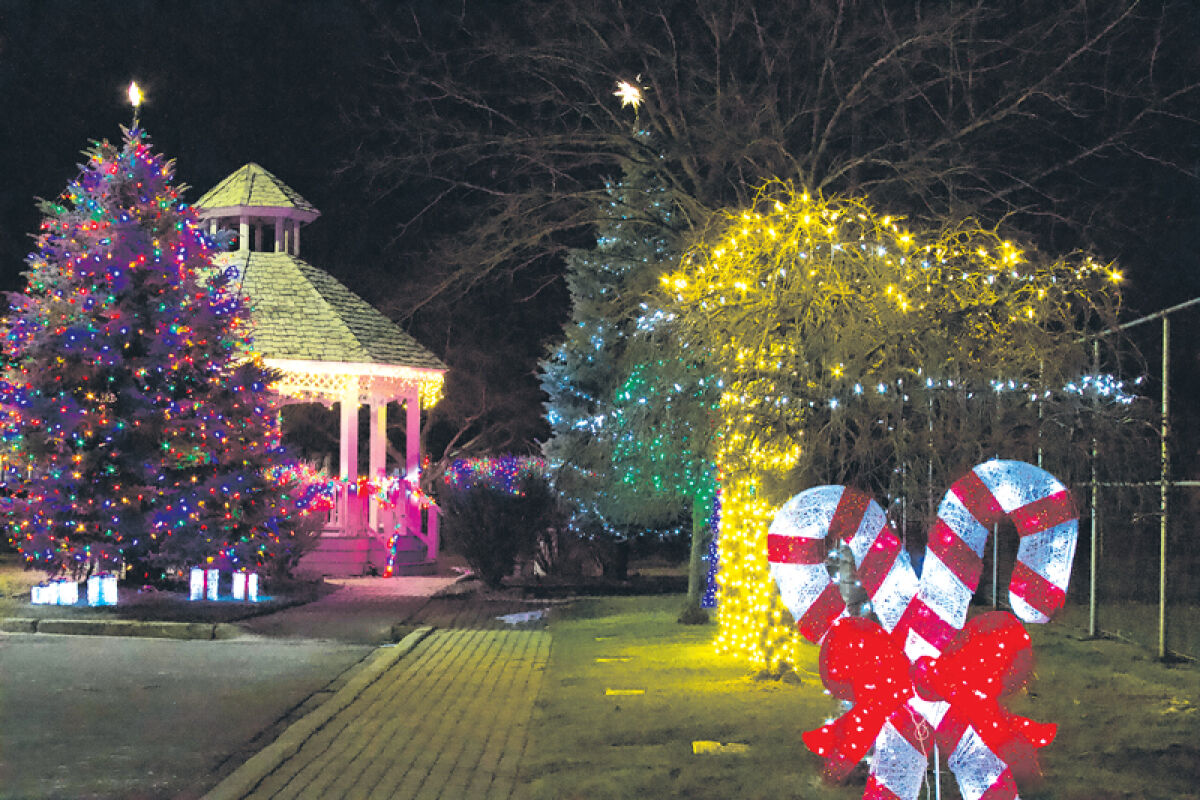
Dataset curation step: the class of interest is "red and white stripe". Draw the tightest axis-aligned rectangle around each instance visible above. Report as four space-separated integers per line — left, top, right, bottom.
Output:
767 459 1078 800
767 484 916 644
894 460 1077 661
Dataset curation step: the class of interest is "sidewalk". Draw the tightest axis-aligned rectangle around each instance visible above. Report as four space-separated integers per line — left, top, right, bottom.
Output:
236 575 466 643
205 585 553 800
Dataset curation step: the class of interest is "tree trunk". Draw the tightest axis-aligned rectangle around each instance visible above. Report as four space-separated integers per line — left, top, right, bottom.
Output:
679 491 711 624
600 537 630 580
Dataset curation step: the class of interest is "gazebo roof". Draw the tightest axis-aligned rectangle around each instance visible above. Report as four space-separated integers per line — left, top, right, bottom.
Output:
194 163 320 221
217 251 447 374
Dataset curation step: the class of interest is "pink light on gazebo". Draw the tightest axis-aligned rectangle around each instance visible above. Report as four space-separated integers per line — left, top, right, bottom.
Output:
194 163 447 577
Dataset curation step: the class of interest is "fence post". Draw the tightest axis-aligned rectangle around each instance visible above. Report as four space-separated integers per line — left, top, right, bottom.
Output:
1089 339 1099 639
1090 448 1100 638
1158 316 1170 660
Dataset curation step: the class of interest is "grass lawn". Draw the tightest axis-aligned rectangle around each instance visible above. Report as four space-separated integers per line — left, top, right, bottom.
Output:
524 595 1200 800
1058 601 1200 662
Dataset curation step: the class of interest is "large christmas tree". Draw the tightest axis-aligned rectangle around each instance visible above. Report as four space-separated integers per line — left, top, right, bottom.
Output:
541 142 715 582
1 125 318 579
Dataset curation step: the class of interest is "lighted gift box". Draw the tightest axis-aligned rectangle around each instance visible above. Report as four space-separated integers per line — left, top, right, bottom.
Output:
231 571 259 602
189 567 222 601
55 578 79 605
189 567 205 600
87 573 118 606
31 580 80 605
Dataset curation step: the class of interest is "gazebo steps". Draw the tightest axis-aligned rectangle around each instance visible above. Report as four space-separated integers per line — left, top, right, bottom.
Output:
295 534 433 577
389 534 435 576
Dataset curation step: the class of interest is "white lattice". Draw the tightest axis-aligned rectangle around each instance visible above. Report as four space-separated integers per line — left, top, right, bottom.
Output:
266 359 444 407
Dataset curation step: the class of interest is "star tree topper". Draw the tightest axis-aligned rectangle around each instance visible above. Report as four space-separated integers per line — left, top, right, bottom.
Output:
613 78 643 110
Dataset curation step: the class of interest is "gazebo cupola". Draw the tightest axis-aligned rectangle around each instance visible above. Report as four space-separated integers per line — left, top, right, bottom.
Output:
193 164 448 575
194 162 320 255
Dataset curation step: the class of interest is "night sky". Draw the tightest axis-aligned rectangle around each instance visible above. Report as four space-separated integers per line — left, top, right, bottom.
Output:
0 1 386 291
1 1 1197 461
0 1 572 454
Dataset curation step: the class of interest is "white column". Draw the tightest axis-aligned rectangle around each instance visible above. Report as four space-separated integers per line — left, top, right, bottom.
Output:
275 216 284 252
405 389 420 485
339 391 360 536
406 388 421 540
239 216 249 252
293 222 301 256
368 399 387 530
339 394 359 482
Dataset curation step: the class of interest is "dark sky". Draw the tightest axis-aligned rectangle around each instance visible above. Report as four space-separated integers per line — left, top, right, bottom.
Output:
0 0 383 293
3 0 1197 305
0 0 566 454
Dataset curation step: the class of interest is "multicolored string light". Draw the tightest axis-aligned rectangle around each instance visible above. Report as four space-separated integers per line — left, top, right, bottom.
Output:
444 455 548 496
0 126 320 577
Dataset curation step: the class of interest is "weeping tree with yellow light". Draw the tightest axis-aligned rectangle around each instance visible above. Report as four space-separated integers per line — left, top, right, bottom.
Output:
658 182 1145 670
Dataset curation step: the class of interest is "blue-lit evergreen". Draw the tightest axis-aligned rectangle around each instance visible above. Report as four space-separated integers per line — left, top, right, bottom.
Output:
540 138 717 587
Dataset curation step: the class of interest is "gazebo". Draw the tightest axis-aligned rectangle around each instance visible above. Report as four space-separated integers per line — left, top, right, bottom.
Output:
194 164 447 576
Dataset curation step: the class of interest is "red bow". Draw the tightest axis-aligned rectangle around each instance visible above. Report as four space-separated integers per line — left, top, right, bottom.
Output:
803 611 1056 784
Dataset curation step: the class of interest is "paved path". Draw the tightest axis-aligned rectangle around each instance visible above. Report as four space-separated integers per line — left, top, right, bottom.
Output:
0 633 375 799
235 575 465 644
206 590 554 800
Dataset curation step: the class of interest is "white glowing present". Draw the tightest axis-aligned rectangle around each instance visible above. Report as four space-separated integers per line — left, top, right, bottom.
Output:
32 580 82 605
87 573 118 606
190 567 223 601
231 572 259 602
55 579 79 605
189 567 206 600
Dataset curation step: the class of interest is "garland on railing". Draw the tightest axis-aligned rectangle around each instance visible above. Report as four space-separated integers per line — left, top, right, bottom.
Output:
267 462 443 577
266 463 439 512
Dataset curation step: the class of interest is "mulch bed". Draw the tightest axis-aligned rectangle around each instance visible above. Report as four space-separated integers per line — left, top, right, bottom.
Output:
1 579 333 624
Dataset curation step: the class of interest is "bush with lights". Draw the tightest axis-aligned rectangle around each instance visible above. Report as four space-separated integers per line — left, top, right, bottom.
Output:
440 455 562 588
657 181 1139 670
0 125 324 582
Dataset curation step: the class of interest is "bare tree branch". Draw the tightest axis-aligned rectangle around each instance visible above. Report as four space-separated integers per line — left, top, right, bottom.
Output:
344 0 1199 455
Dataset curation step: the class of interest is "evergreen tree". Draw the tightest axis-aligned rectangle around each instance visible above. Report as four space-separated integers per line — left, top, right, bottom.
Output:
1 126 318 579
541 144 716 587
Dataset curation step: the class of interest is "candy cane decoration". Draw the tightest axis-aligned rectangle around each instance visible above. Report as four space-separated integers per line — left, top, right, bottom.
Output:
768 484 917 644
768 459 1078 800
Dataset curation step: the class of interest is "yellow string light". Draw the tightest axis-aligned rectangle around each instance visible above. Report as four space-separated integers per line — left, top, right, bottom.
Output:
661 180 1122 668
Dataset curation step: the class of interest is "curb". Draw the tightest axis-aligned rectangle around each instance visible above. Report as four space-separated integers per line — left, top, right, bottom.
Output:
202 625 436 800
0 617 244 640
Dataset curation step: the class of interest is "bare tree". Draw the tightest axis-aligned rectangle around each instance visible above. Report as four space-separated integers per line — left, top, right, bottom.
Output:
350 0 1199 309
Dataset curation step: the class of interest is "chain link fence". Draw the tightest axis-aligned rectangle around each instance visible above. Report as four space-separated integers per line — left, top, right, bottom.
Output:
1072 480 1200 660
981 298 1200 661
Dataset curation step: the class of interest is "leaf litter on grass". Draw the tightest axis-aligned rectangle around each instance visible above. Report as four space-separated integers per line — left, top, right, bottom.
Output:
524 595 1200 800
523 595 861 800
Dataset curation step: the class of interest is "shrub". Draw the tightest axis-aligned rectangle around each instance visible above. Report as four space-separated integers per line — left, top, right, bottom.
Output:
440 471 560 589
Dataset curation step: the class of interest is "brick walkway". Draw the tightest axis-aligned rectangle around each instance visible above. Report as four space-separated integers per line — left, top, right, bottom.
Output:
227 627 548 800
